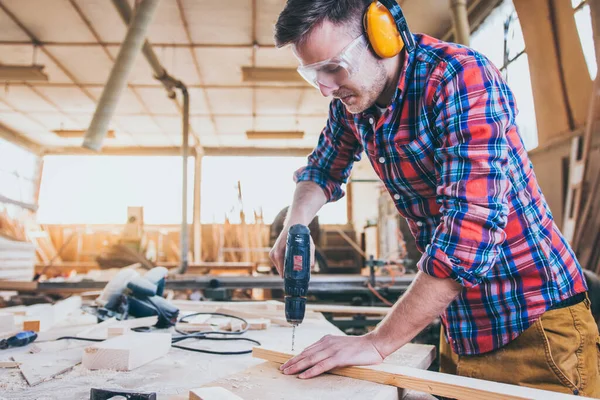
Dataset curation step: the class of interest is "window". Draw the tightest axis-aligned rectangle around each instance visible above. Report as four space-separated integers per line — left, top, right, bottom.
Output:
200 156 347 224
37 155 348 225
573 0 598 79
0 138 38 206
470 0 539 150
37 156 195 224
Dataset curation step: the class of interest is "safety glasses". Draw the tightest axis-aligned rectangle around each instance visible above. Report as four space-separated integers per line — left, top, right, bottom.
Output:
297 35 369 89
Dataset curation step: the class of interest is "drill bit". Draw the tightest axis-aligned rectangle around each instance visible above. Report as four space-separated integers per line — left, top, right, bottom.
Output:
291 324 296 352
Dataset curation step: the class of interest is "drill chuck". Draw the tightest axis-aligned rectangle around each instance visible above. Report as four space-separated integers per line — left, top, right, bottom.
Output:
284 224 311 325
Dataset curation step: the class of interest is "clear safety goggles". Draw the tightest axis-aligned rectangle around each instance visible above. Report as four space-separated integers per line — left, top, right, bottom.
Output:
297 34 369 89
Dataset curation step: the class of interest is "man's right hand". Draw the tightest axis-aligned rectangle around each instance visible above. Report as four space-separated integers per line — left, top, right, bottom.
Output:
269 226 315 278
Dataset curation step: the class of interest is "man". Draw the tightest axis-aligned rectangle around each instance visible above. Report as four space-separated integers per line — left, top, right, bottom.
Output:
268 0 600 396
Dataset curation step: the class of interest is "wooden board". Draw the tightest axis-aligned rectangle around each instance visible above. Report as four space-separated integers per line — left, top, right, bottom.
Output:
190 387 244 400
215 307 289 326
82 332 171 371
199 361 398 400
12 347 82 386
252 347 590 400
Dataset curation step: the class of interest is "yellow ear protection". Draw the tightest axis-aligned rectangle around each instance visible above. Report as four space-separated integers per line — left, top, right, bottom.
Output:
363 0 416 58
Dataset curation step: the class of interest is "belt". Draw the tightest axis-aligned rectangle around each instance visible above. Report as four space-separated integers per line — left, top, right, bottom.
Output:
549 292 587 311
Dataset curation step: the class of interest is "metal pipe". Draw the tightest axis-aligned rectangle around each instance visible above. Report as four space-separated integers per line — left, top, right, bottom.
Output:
156 73 191 273
449 0 470 46
111 0 175 99
83 0 161 151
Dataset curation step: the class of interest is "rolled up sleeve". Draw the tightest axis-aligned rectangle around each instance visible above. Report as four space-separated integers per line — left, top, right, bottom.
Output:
294 100 363 202
418 57 512 288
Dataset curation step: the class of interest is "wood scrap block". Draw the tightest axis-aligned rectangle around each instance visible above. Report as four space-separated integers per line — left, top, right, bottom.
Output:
82 332 171 371
23 320 40 332
190 387 244 400
0 361 20 368
226 319 243 332
107 326 130 337
246 318 270 330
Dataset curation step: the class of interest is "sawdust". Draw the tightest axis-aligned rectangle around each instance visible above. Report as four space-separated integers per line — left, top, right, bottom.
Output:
0 370 27 391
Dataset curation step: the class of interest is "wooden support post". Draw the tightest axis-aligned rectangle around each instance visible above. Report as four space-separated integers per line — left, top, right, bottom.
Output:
193 151 203 263
252 347 589 400
449 0 470 45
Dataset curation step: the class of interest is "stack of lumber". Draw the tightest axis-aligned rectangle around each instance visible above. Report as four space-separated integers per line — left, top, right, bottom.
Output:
0 234 36 281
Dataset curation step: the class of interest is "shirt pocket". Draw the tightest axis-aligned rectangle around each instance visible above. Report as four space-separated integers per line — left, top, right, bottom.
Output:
394 138 437 193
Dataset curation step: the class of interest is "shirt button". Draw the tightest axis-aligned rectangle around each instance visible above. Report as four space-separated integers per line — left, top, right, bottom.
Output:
369 117 374 125
378 157 385 164
393 194 400 200
416 221 423 227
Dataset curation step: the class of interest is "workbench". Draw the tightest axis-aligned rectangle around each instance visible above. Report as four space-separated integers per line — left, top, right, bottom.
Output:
0 305 436 400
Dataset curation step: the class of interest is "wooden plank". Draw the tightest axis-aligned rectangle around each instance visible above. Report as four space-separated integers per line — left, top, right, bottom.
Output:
252 347 589 400
13 347 82 386
306 304 391 316
82 332 171 371
215 307 289 326
190 387 244 400
200 361 398 400
0 361 20 368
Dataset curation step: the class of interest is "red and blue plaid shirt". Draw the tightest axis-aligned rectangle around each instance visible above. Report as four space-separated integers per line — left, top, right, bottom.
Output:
295 34 587 355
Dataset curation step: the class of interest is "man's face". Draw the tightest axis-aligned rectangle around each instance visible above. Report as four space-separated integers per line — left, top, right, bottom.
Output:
293 20 387 114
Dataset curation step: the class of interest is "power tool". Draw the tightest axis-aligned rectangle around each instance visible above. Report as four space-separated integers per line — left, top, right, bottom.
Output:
95 266 179 328
283 224 311 351
0 331 37 350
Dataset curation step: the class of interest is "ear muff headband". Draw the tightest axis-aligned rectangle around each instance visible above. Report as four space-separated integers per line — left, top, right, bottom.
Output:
364 0 415 58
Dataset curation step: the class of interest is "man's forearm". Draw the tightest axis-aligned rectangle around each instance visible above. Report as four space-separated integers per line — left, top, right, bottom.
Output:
285 181 328 227
369 271 462 358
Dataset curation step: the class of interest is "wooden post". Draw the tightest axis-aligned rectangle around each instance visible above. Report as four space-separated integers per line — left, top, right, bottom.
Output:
449 0 470 46
193 150 203 263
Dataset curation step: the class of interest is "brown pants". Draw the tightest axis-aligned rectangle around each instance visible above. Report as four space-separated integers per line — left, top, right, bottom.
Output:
440 297 600 397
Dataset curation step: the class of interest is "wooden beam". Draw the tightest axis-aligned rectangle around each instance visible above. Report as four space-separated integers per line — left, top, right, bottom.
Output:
252 348 589 400
203 146 314 157
43 146 193 156
513 0 572 144
82 332 171 371
53 129 116 139
193 153 203 263
246 131 304 140
242 67 307 84
0 122 43 155
0 65 48 81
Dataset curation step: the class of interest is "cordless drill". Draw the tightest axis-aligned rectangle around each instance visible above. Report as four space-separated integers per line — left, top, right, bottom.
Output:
283 224 311 351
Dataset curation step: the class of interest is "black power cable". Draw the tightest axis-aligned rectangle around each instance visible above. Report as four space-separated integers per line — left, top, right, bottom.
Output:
56 312 261 356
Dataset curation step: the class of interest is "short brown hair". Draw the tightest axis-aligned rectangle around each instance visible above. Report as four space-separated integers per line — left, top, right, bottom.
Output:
274 0 371 48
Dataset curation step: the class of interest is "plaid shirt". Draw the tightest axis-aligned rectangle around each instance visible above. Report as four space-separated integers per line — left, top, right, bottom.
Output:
295 34 587 355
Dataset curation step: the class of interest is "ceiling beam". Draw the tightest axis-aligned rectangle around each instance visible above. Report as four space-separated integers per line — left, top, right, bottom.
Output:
43 146 193 157
203 146 313 157
0 0 139 145
175 0 217 139
0 122 44 155
4 82 311 90
68 0 177 147
41 146 315 157
0 41 277 49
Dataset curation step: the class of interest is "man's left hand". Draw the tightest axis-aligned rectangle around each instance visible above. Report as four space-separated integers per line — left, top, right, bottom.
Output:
279 334 384 379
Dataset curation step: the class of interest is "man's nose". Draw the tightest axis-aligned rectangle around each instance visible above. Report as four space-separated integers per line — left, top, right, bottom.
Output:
318 81 339 97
